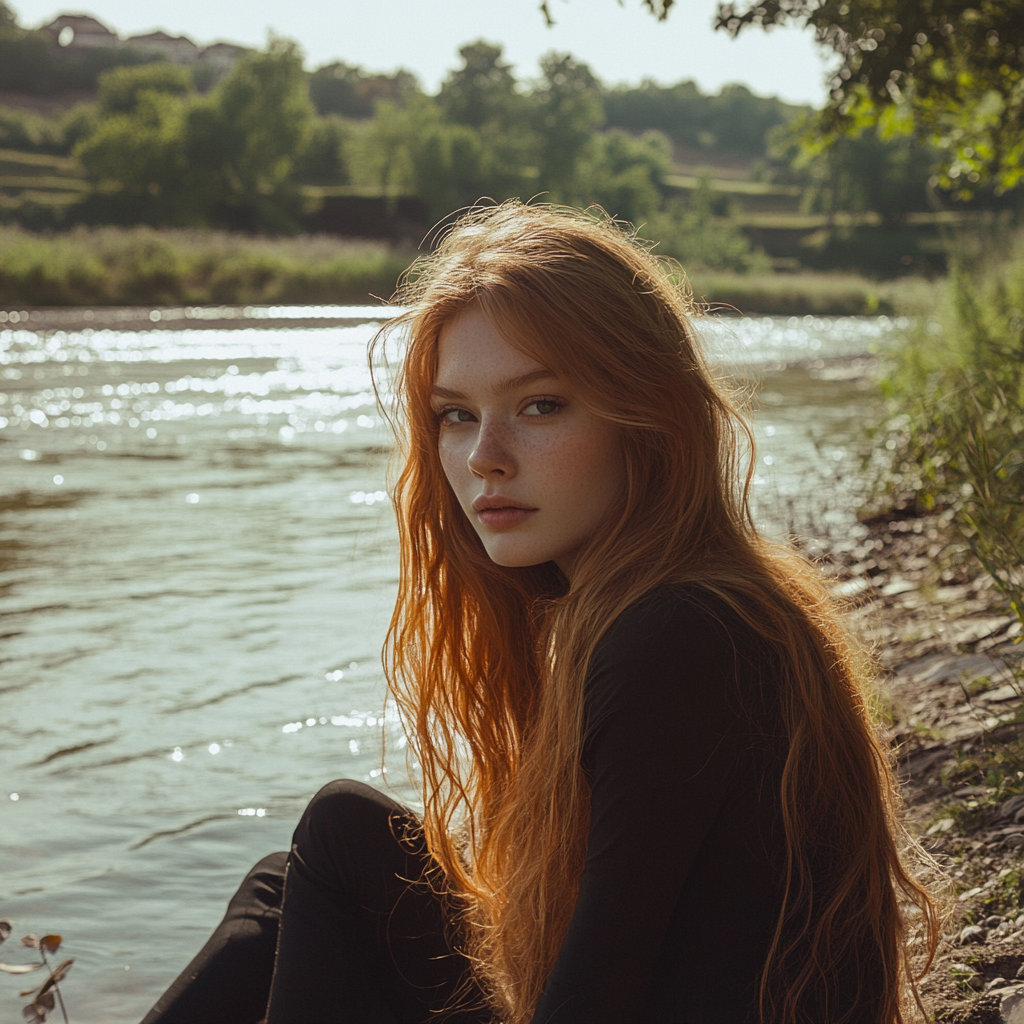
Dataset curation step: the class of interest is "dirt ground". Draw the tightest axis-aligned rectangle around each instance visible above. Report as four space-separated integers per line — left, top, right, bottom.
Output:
814 497 1024 1022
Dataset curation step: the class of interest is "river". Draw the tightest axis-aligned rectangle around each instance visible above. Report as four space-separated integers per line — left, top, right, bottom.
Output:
0 307 905 1022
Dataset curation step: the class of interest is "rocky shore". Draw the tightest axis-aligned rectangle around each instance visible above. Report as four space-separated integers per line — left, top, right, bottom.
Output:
816 498 1024 1022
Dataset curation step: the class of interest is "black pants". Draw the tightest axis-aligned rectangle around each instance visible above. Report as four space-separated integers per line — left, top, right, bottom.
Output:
141 780 489 1024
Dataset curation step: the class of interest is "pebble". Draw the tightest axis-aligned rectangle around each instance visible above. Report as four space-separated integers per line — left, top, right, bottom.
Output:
960 924 988 944
995 794 1024 824
987 916 1007 928
1001 988 1024 1024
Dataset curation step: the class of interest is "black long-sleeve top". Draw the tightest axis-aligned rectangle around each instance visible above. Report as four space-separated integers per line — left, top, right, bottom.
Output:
529 584 789 1024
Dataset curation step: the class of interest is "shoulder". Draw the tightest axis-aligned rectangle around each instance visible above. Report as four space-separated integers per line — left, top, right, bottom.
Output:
594 582 754 665
585 583 771 727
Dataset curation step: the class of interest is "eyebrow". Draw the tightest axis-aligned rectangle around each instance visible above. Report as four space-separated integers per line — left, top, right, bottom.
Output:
431 368 559 401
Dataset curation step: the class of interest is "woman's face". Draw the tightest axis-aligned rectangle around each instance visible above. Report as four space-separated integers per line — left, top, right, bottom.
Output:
433 305 625 577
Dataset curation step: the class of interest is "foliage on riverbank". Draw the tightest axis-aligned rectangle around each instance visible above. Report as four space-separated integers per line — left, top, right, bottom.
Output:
0 223 949 314
687 270 944 318
878 236 1024 630
0 225 413 306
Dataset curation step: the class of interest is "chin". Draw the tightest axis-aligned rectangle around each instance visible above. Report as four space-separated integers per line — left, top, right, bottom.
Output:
481 541 554 569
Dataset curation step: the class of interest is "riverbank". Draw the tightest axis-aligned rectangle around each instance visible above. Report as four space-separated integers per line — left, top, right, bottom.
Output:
0 226 415 308
0 225 946 316
812 489 1024 1022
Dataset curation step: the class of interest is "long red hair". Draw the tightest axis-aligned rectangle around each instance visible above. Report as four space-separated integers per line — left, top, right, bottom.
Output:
372 202 938 1023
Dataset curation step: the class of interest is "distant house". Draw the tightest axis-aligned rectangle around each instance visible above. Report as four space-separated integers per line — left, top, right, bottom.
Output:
125 30 200 64
198 42 248 77
41 13 120 49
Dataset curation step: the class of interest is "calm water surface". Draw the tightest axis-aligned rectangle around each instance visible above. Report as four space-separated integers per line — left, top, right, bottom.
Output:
0 308 904 1022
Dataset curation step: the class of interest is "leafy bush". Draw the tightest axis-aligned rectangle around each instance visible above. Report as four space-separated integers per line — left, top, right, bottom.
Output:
880 238 1024 626
645 175 770 273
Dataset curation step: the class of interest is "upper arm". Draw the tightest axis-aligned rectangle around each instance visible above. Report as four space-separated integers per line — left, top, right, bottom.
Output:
529 589 758 1024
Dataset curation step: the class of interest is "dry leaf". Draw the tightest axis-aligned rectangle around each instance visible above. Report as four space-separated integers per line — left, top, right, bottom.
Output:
20 935 39 950
21 999 46 1023
36 958 73 996
38 936 60 955
0 962 44 974
21 985 55 1022
0 920 12 943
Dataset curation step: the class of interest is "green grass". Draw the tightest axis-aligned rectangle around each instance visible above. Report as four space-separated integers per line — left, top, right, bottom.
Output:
0 225 415 307
0 224 951 314
877 236 1024 628
686 271 946 317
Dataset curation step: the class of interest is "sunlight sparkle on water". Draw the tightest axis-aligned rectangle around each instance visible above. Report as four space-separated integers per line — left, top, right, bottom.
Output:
0 309 906 1020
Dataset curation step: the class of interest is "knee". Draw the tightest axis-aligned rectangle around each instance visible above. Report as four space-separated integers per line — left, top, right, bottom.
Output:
297 779 405 847
226 851 287 922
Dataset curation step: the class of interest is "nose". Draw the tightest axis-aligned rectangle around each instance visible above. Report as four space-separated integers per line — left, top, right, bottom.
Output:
467 417 516 479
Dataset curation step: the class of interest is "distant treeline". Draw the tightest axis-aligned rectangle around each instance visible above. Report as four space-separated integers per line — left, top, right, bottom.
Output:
306 59 805 158
1 0 1016 278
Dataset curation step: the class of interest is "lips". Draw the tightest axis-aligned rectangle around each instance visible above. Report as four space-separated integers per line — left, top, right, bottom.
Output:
472 495 538 529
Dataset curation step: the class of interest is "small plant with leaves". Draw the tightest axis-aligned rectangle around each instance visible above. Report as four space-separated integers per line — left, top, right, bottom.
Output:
879 246 1024 635
0 919 73 1023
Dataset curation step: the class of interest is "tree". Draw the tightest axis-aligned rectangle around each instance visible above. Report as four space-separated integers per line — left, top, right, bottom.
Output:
534 52 603 200
411 119 488 220
97 63 193 115
713 0 1023 198
356 99 417 206
439 40 520 129
576 129 671 222
767 114 936 226
76 38 316 231
76 89 202 225
293 115 352 184
204 37 315 228
603 78 808 155
309 61 419 118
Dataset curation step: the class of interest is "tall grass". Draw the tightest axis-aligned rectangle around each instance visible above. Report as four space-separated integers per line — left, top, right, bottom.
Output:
0 224 948 315
687 271 945 318
880 237 1024 627
0 225 414 306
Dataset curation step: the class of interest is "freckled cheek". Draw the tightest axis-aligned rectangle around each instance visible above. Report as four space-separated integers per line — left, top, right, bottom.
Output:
437 438 472 501
529 428 607 500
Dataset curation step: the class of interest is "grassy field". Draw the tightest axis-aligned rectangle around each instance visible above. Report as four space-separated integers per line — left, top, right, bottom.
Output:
684 270 944 317
0 225 415 307
0 223 946 314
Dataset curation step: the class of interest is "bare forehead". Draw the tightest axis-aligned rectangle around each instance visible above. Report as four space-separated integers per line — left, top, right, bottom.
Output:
433 308 557 398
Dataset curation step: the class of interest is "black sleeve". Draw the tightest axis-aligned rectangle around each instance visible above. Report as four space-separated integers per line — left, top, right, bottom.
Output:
529 587 756 1024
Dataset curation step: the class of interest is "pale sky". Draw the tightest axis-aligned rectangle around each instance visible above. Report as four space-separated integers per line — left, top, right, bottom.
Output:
12 0 833 105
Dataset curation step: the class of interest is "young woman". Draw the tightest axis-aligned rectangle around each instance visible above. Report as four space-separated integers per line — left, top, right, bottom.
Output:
143 202 938 1024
